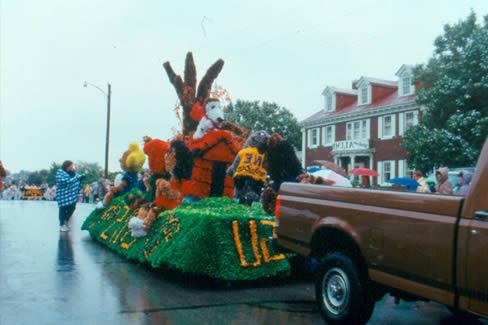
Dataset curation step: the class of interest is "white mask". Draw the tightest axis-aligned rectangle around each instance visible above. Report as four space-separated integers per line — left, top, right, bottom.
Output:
205 101 224 123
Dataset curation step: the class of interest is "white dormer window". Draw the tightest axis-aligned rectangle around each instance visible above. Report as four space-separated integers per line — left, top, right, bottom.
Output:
356 78 371 105
396 65 415 97
402 76 411 95
326 95 333 112
360 86 368 104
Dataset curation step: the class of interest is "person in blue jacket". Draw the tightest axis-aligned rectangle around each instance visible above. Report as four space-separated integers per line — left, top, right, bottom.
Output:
56 160 84 232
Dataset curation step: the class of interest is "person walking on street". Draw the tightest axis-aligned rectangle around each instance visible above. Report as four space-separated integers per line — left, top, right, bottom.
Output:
413 171 431 193
97 177 108 202
435 167 453 195
83 184 91 203
56 160 84 232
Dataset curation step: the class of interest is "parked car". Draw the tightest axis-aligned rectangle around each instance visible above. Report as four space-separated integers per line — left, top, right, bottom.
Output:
275 139 488 324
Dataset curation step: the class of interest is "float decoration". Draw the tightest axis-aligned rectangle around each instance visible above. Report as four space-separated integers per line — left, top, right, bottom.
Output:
163 52 224 135
82 190 291 281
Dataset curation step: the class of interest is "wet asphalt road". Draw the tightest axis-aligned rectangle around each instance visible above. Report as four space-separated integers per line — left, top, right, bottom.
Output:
1 200 486 325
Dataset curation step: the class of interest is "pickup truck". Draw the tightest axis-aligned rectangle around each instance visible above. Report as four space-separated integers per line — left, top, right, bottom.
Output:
276 138 488 324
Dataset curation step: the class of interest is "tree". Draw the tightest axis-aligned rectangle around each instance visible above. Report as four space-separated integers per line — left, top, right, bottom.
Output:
47 162 61 186
163 52 224 135
225 100 302 149
404 12 488 173
76 161 103 184
27 169 49 186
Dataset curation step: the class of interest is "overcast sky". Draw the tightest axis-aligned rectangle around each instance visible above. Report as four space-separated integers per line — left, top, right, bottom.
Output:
1 0 487 173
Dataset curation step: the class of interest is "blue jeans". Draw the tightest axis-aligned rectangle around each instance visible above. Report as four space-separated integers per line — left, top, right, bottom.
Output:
58 204 76 226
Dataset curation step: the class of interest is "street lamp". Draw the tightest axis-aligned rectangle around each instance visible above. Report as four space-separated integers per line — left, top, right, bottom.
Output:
83 81 112 178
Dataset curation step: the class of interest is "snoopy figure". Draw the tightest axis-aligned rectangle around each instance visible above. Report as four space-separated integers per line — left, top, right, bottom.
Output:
193 99 225 139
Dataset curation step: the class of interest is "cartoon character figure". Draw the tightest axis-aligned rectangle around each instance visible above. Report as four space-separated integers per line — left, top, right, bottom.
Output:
129 140 193 237
227 130 270 205
192 99 225 139
266 133 304 191
98 143 145 208
141 136 171 202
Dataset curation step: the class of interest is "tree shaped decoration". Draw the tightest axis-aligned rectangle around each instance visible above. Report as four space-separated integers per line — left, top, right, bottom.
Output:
163 52 224 135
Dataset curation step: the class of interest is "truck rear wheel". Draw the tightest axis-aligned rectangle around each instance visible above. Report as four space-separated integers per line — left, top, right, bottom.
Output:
315 252 375 325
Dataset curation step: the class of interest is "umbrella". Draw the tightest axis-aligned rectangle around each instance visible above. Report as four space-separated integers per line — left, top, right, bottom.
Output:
351 168 379 177
311 160 348 177
312 169 352 187
306 166 322 173
388 177 419 189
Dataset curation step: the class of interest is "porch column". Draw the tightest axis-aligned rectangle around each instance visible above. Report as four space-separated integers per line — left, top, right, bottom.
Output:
350 155 356 180
369 155 373 186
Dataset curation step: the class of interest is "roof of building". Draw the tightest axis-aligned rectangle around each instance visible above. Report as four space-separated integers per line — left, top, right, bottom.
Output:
356 77 398 88
303 89 416 124
322 87 358 96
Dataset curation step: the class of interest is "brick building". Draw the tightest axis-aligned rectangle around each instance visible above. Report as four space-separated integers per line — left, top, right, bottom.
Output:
301 65 422 185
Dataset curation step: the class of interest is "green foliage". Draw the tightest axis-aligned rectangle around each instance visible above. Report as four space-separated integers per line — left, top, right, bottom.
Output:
26 169 49 186
47 162 61 186
76 161 103 184
82 191 291 281
403 125 480 173
226 100 302 149
107 171 119 183
405 12 488 172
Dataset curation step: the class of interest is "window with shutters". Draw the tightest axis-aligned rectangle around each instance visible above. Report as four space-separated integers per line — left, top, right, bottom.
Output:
311 128 318 146
383 161 392 182
346 123 353 140
353 121 360 139
405 111 417 130
323 125 334 146
379 160 395 184
383 116 392 137
308 128 320 148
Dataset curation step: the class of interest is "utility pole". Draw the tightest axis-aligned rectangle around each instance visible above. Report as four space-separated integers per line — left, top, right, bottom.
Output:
83 81 112 179
105 83 111 178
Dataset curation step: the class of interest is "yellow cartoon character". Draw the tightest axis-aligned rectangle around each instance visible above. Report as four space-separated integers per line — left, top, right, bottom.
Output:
98 143 145 209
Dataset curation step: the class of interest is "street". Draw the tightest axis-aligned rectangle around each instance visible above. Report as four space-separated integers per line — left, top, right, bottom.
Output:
0 200 486 325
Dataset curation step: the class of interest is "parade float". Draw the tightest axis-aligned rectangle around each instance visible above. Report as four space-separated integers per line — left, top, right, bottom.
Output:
21 186 45 200
82 53 291 281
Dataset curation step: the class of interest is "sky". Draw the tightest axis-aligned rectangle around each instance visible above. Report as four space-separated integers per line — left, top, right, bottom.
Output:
1 0 487 173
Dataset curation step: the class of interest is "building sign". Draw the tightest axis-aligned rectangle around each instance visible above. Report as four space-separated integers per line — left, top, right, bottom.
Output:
332 139 369 153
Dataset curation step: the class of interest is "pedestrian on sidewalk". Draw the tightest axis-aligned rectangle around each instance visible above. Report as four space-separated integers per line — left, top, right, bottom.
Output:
413 171 430 193
435 167 453 195
0 160 6 192
56 161 84 232
454 171 473 196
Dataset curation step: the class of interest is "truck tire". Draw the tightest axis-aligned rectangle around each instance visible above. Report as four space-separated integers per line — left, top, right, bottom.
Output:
315 252 375 325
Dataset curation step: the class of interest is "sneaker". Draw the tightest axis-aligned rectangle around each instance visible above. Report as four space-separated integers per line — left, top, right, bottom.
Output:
60 225 69 232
